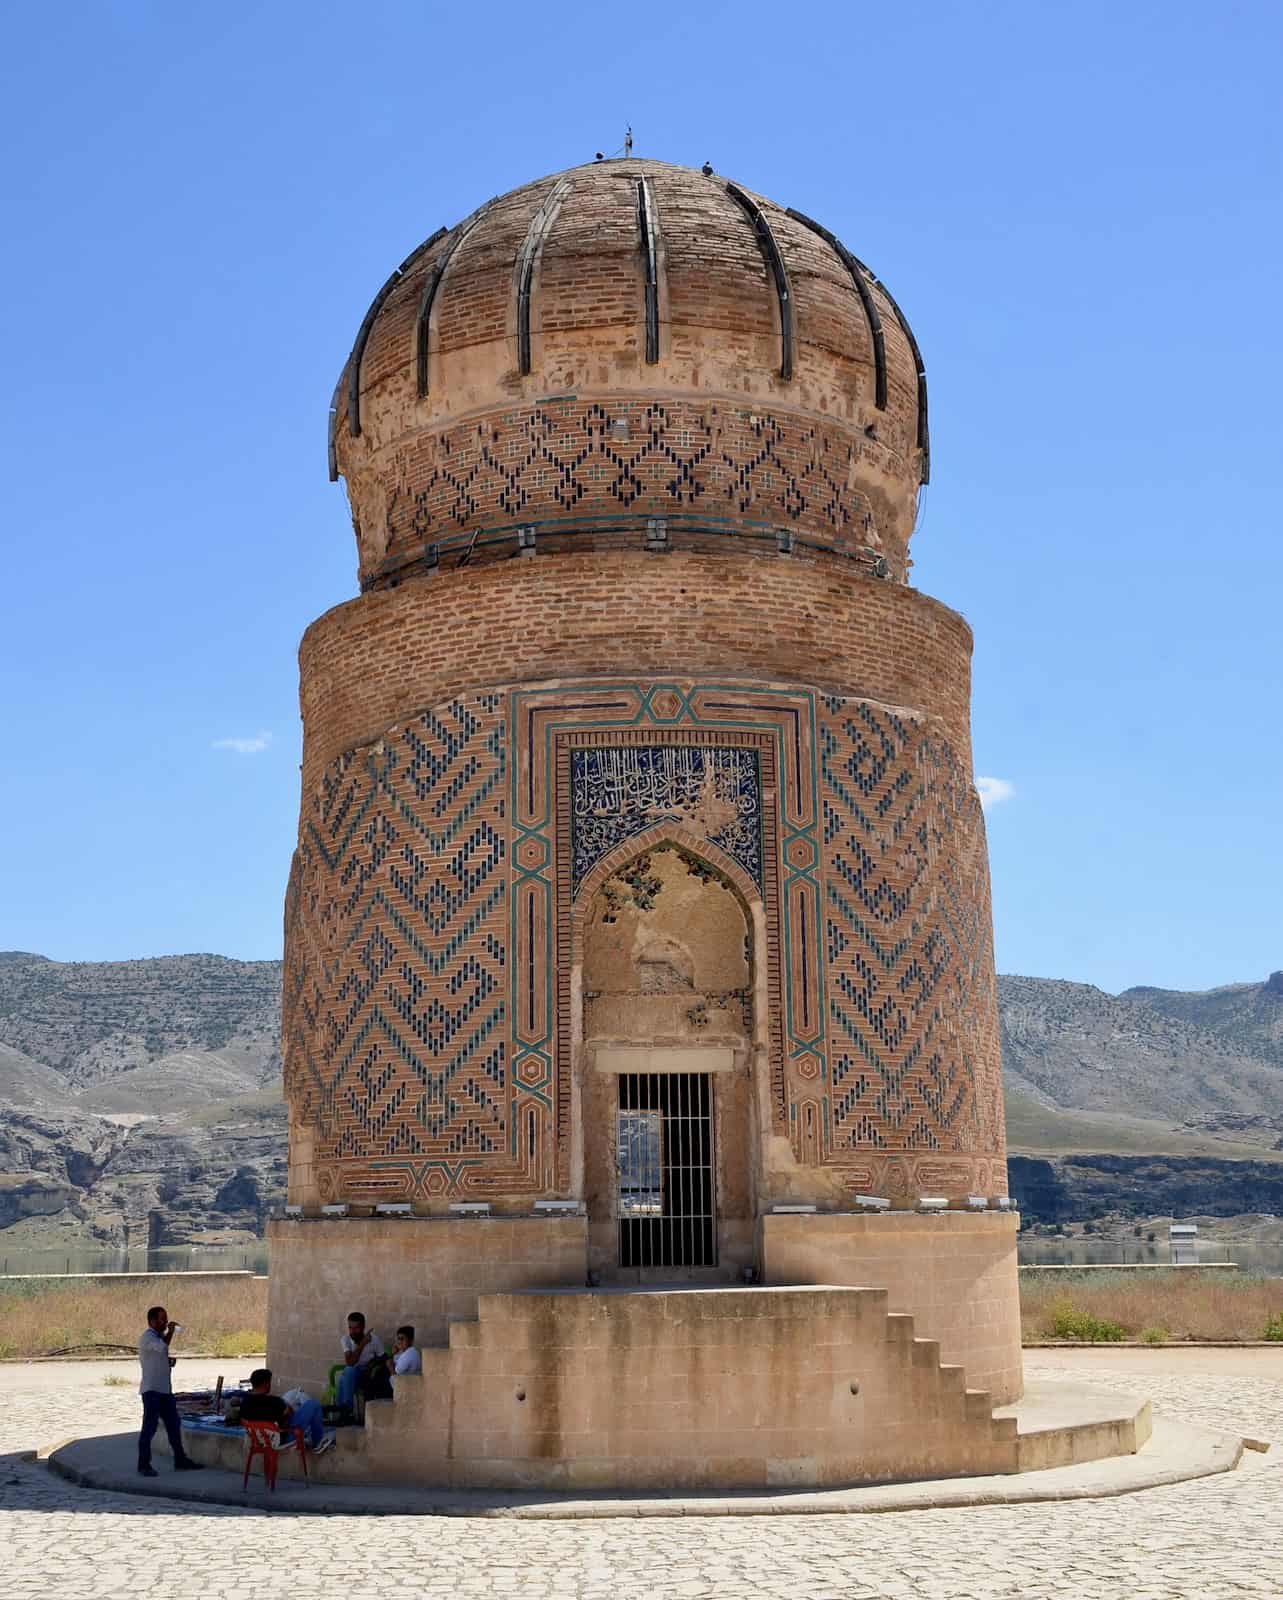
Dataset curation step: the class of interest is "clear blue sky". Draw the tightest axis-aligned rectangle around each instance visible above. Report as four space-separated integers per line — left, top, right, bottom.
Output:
2 1 1279 995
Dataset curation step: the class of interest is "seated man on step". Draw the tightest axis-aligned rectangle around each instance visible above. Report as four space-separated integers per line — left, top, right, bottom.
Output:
335 1311 384 1416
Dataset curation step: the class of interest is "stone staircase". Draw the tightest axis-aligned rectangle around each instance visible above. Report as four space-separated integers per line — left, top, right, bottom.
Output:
354 1285 1022 1490
880 1309 1019 1476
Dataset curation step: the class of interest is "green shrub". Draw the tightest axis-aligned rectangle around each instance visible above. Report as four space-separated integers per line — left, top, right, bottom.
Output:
1264 1312 1283 1343
1140 1326 1168 1345
208 1329 264 1357
1048 1303 1127 1342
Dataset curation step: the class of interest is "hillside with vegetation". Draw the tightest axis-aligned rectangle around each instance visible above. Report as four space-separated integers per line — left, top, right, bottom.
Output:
1 953 1281 1248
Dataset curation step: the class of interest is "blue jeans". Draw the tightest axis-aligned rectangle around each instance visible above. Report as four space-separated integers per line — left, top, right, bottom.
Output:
336 1364 365 1412
139 1391 193 1469
290 1396 324 1446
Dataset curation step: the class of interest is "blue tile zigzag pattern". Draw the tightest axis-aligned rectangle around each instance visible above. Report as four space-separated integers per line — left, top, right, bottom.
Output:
283 696 517 1199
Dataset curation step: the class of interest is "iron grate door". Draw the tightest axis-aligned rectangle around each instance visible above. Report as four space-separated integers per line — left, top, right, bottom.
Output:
617 1071 716 1269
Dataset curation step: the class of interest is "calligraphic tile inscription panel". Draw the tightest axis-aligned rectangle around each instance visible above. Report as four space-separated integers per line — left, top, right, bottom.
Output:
570 745 762 893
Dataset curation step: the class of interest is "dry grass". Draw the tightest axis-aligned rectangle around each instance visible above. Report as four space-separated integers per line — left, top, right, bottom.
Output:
3 1268 1278 1358
1021 1270 1283 1342
0 1274 266 1359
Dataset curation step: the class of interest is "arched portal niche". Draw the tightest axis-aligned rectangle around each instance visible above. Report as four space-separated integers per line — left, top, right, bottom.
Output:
576 840 761 1281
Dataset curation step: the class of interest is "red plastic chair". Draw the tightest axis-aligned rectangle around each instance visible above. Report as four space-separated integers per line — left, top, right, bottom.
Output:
242 1421 308 1491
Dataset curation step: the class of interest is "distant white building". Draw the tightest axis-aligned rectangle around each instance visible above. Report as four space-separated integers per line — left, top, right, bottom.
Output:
1169 1223 1198 1265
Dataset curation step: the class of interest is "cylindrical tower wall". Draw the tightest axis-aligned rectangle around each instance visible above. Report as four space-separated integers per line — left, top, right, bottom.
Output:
299 553 974 789
277 160 1020 1414
284 554 1005 1213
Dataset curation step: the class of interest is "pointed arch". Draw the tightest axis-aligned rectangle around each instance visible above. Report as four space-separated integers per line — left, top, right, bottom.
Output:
570 822 763 965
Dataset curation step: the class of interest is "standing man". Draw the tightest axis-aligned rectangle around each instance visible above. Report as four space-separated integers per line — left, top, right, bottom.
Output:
137 1305 204 1477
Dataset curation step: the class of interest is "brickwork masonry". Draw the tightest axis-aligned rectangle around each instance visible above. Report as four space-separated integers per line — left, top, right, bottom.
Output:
298 553 974 794
284 657 1002 1209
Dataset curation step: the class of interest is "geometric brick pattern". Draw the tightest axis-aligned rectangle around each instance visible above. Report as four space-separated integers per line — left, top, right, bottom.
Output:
362 399 889 590
284 679 1005 1203
816 699 1005 1196
283 695 522 1202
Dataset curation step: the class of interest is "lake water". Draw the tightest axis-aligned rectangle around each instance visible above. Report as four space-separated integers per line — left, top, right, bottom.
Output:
0 1242 269 1277
1017 1238 1283 1276
4 1238 1280 1279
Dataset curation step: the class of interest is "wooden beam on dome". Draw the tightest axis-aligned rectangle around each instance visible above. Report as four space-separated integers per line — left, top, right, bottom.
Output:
785 214 931 484
872 273 931 483
786 208 888 411
724 182 794 381
326 367 346 482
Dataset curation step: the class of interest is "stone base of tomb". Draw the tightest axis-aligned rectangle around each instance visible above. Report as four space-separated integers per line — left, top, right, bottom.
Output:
265 1214 589 1395
266 1205 1023 1493
290 1282 1022 1492
759 1210 1023 1405
268 1208 1023 1418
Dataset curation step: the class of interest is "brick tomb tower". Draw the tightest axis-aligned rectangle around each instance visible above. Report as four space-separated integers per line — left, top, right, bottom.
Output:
269 159 1023 1489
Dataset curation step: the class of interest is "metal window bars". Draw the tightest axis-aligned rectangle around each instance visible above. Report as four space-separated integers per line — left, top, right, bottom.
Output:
617 1072 716 1269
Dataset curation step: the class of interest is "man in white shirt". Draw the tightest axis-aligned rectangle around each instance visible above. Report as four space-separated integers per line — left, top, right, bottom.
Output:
137 1305 204 1476
335 1311 384 1414
390 1324 422 1392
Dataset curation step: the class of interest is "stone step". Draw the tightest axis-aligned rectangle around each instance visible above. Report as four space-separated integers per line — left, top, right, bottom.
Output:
964 1386 993 1421
910 1336 941 1368
998 1383 1153 1470
884 1312 916 1343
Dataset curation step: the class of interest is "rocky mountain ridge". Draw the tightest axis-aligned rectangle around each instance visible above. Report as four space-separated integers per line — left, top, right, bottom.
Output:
1 953 1281 1248
0 953 284 1249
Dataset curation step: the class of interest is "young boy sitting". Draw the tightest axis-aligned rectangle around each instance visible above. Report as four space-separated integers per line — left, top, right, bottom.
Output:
391 1325 422 1389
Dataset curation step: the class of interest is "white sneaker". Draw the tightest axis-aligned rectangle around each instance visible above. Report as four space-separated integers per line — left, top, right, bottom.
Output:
312 1434 335 1455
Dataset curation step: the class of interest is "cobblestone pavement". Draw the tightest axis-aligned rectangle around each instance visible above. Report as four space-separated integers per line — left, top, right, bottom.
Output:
2 1354 1281 1599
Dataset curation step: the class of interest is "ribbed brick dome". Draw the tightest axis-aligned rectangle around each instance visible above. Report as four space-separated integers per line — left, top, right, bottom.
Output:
282 159 1019 1409
329 160 928 590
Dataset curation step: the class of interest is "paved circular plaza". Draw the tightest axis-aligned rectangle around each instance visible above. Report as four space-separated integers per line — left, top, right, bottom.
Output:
2 1350 1281 1599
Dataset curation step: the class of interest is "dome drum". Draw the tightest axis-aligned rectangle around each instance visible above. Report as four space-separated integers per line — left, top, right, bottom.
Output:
327 161 929 591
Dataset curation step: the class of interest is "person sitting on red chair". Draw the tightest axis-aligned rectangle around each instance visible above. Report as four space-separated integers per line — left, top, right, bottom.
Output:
239 1369 292 1434
238 1367 331 1453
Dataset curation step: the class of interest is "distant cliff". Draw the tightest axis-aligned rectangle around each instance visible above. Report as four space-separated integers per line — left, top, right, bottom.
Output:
0 953 284 1251
1009 1153 1283 1225
996 971 1283 1123
1 953 1281 1247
